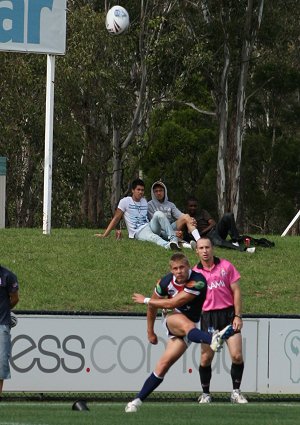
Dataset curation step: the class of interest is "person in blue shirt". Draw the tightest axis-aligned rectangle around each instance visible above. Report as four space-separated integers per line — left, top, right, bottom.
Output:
0 265 19 397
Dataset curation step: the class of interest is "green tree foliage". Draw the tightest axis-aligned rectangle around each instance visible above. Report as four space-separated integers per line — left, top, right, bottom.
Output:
141 105 218 214
0 53 46 226
142 0 300 232
54 3 142 226
240 0 300 233
0 1 299 233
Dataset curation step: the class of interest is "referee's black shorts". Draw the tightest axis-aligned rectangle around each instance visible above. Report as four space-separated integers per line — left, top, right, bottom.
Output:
201 306 239 334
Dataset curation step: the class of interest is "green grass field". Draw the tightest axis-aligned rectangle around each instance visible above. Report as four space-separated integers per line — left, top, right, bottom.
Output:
0 229 299 418
0 228 299 314
0 402 300 425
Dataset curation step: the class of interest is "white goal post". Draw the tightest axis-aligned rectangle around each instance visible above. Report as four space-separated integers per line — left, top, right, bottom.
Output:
0 0 67 234
281 210 300 236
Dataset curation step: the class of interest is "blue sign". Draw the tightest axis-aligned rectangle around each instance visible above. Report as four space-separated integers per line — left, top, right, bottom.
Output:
0 0 66 54
0 157 6 176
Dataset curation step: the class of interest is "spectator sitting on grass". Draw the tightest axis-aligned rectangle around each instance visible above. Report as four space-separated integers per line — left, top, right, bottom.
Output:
147 181 200 248
182 196 254 253
95 179 181 250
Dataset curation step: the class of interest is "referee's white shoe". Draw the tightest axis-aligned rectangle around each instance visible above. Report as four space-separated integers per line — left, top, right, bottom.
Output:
198 393 212 403
231 389 248 404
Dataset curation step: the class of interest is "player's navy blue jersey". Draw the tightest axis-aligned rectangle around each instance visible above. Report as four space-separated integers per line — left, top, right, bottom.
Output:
0 265 19 325
155 269 207 322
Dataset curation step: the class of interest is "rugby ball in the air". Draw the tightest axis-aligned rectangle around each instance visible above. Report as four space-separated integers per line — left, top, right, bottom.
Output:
106 6 129 35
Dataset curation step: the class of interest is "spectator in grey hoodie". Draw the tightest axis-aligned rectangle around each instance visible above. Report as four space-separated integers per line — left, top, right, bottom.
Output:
147 181 201 246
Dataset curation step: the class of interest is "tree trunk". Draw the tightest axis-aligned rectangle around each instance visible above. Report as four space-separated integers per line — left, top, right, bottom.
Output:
111 122 122 212
217 41 230 218
80 118 111 226
109 1 148 206
217 0 264 219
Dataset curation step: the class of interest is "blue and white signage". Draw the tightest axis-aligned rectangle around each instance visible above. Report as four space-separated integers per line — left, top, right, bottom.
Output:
0 0 66 54
6 315 300 394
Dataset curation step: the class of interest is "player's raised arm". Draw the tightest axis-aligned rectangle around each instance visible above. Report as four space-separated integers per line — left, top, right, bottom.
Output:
133 290 196 309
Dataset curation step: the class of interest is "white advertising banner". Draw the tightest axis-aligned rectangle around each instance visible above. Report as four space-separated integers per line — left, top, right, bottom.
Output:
0 0 66 54
269 320 300 392
5 315 300 394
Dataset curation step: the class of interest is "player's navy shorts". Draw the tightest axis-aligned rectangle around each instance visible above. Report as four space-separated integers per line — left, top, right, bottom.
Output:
0 325 12 380
201 306 239 334
162 311 199 347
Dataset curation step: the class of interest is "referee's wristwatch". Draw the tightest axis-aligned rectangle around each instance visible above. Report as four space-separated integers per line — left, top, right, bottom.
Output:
234 314 242 319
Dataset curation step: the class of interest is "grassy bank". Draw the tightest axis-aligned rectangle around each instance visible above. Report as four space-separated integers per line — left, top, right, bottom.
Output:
0 228 298 314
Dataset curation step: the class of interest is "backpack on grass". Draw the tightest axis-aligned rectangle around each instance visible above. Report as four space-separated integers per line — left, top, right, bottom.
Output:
241 235 275 248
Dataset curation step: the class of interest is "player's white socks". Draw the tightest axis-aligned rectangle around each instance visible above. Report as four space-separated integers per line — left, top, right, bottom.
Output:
192 229 201 241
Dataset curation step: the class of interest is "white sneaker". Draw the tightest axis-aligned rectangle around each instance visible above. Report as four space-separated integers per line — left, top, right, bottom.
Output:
181 242 192 249
165 242 176 250
169 241 181 251
198 393 212 403
218 324 235 341
125 399 142 412
210 330 223 352
210 325 234 352
246 247 255 253
232 242 240 247
190 240 197 251
230 389 248 404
